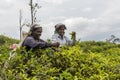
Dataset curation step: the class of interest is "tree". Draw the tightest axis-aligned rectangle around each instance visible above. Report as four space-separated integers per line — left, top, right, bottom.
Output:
106 35 120 44
19 10 25 40
29 0 41 26
19 0 41 40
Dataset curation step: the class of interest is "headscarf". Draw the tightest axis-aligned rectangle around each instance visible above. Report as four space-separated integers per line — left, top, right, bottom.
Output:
54 23 66 34
29 24 42 36
20 24 42 47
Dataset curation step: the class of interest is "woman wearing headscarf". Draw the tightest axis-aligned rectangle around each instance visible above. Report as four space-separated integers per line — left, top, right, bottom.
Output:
22 24 60 51
52 23 74 46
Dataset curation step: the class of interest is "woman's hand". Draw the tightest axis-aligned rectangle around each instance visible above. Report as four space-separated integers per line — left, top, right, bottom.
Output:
9 43 18 50
52 42 60 47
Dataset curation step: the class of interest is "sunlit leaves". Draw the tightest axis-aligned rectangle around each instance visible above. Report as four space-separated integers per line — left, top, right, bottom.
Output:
0 37 120 79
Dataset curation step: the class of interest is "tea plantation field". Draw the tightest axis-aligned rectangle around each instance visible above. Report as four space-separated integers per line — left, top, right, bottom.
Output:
0 35 120 80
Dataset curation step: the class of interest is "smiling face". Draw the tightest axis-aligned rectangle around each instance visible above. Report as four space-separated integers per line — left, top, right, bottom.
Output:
57 26 65 36
32 27 42 40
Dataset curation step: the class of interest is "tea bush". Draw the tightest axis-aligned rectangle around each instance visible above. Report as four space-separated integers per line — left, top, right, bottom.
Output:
0 36 120 80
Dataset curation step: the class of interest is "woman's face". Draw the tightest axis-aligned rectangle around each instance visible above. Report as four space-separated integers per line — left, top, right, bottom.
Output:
33 27 42 39
58 26 65 36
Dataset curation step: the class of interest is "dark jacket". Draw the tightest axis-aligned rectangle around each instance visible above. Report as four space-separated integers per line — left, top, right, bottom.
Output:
22 36 52 51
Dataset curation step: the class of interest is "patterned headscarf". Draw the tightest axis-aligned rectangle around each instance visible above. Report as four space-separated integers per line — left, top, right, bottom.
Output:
54 23 66 34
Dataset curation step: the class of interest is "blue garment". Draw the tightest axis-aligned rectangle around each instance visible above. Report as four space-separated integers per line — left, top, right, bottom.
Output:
22 36 52 51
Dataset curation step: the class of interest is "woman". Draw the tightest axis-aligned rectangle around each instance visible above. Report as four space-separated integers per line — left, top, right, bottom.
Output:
52 23 74 46
22 24 60 51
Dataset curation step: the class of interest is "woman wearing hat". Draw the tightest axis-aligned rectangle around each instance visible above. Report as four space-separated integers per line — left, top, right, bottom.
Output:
22 24 60 51
52 23 73 46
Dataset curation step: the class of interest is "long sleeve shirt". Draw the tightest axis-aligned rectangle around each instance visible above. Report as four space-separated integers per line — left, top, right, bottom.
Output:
22 36 52 51
52 34 73 46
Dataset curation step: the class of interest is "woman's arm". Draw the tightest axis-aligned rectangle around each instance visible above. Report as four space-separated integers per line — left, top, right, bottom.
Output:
65 36 75 46
23 37 59 49
51 34 58 43
23 37 50 48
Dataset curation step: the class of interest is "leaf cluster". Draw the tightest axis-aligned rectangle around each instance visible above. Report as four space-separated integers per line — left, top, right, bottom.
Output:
0 39 120 80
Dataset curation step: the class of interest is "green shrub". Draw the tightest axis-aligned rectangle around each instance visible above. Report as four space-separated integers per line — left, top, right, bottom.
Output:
0 38 120 80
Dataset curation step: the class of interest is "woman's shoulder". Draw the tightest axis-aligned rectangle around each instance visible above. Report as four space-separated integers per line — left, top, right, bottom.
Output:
25 36 34 40
39 39 45 42
52 33 59 36
52 34 59 38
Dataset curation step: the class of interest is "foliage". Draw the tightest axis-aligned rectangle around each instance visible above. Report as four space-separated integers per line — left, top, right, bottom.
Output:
69 31 76 41
0 36 120 80
0 35 19 45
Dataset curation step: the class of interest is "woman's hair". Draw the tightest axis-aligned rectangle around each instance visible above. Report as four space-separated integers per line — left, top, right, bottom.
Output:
54 23 66 34
29 24 42 36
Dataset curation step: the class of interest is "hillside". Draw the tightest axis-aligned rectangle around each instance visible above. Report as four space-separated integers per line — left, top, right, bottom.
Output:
0 35 19 45
0 36 120 80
